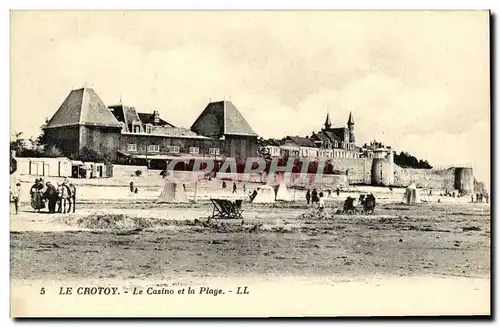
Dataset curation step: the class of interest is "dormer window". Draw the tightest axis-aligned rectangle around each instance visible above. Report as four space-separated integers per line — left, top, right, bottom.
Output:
119 122 127 132
145 123 152 134
132 121 141 133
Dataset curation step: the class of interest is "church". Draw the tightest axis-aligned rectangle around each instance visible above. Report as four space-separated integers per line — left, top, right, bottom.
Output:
310 112 358 155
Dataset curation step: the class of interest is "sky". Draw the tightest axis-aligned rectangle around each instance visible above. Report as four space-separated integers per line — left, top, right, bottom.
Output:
10 10 490 187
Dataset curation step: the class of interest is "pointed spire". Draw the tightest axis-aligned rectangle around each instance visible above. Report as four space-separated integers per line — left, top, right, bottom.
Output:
347 111 354 125
324 112 332 129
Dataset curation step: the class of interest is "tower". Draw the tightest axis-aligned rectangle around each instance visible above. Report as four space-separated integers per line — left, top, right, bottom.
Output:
324 112 332 130
347 111 355 144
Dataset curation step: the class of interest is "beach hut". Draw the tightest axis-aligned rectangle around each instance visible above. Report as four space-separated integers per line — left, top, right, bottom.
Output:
403 183 421 204
252 185 276 203
157 181 189 203
276 182 292 201
12 157 72 177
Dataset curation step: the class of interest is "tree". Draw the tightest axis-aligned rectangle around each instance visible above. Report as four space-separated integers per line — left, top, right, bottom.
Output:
43 145 62 157
80 147 98 162
36 118 50 148
394 151 432 169
10 132 25 157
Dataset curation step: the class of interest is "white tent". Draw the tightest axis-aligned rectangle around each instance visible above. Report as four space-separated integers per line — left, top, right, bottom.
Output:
157 182 189 203
403 183 421 204
276 182 292 201
252 185 276 203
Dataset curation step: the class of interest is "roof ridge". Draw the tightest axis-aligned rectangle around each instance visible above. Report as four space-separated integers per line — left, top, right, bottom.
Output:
78 88 85 125
223 100 227 134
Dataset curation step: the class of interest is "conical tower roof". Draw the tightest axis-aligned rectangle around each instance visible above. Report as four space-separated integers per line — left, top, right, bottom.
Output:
347 111 354 125
45 88 121 129
324 113 332 129
191 100 257 137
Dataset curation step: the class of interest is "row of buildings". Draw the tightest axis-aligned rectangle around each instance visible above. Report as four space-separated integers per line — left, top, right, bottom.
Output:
259 113 392 161
42 87 392 171
43 87 259 169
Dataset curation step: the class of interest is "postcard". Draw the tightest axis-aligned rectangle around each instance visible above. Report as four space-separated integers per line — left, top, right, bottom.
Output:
9 10 491 317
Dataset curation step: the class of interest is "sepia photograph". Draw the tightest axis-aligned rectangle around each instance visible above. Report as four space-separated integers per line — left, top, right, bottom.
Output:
9 10 491 317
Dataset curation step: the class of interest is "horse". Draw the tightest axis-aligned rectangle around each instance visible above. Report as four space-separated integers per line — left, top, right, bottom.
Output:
57 183 77 213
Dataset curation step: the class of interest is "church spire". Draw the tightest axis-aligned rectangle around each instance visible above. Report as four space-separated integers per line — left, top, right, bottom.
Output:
347 111 355 144
324 112 332 130
347 111 354 125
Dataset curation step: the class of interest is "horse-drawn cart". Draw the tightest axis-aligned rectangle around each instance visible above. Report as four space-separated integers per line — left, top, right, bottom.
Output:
342 196 357 214
363 196 376 214
342 194 376 215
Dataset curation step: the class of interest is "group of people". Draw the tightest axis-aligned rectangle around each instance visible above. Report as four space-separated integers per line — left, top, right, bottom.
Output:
305 188 327 211
129 182 139 194
441 189 489 203
222 181 246 194
305 187 341 203
21 177 73 214
472 192 489 203
29 178 63 213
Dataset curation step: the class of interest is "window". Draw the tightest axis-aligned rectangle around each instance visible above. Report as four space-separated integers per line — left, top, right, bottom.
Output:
145 124 152 134
209 148 220 155
148 145 160 153
131 121 142 133
119 122 127 132
127 144 137 152
189 147 199 154
167 145 180 153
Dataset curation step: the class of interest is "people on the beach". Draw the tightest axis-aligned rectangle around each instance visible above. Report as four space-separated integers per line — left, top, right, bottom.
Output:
311 188 319 205
318 192 325 211
44 181 58 213
10 181 21 214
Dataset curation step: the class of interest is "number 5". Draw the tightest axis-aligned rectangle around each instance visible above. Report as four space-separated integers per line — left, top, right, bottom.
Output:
40 287 45 295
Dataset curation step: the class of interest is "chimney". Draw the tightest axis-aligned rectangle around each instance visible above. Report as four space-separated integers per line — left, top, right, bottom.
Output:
153 110 160 124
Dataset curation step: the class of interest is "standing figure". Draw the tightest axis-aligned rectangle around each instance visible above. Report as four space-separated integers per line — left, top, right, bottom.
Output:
311 188 319 204
328 189 332 198
11 181 22 215
318 192 325 212
130 182 135 193
30 178 45 212
336 188 340 196
222 181 227 189
232 182 237 194
305 189 311 205
44 182 58 213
